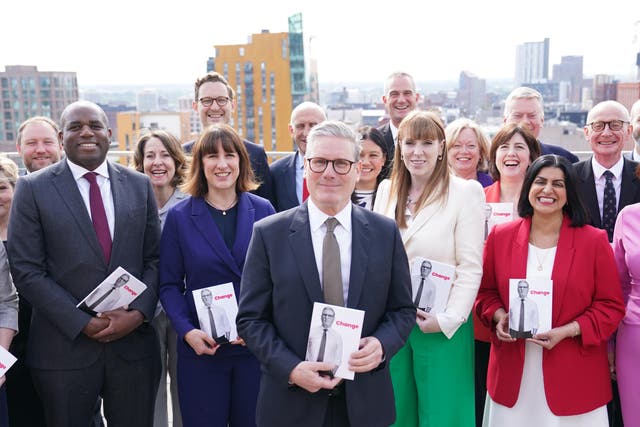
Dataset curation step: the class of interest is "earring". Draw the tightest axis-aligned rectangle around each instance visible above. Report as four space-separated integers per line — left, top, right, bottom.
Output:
400 154 404 160
437 154 443 161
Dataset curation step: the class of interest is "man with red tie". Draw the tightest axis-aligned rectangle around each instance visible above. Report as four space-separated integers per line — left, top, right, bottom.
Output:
8 101 161 426
270 101 326 212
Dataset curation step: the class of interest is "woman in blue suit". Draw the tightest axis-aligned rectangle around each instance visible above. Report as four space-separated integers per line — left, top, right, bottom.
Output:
160 124 275 427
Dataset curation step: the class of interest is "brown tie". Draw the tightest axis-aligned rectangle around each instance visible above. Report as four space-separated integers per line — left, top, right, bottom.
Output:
322 217 344 306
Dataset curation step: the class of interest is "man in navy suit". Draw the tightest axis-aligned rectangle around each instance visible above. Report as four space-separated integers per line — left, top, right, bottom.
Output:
624 99 640 161
183 71 274 204
270 101 326 211
237 120 415 426
503 87 579 163
377 71 419 173
8 101 162 426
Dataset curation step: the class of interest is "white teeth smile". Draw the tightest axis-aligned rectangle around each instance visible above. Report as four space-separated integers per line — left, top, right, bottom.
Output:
215 172 231 177
539 197 555 203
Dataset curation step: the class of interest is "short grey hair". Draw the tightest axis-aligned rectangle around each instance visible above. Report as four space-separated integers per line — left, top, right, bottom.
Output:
384 71 416 95
307 120 361 161
504 86 544 119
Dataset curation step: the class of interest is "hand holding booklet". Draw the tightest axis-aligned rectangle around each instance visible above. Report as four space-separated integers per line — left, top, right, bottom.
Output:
305 302 365 380
76 267 147 314
192 283 239 345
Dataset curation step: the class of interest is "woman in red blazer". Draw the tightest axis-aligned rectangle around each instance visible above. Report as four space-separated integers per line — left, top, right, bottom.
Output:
475 154 624 426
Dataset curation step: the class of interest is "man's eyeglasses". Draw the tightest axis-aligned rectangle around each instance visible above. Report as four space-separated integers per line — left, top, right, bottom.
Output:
199 96 230 107
307 158 355 175
587 120 628 132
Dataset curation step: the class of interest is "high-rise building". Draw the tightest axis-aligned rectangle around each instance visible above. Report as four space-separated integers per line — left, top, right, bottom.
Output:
207 13 313 152
552 56 583 104
0 65 78 147
457 71 486 118
515 38 550 86
593 74 617 104
136 88 159 112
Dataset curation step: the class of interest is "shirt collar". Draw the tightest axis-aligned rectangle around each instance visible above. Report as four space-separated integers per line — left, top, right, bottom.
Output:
67 158 110 181
307 198 352 234
591 156 624 180
296 151 304 170
390 122 399 142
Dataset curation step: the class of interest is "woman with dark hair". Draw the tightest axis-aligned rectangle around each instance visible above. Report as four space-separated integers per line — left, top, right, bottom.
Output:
352 126 389 209
476 154 624 426
612 164 640 426
133 130 188 426
159 124 275 427
374 111 485 426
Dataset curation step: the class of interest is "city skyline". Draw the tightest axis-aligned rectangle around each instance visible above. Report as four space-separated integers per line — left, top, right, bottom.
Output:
2 0 639 87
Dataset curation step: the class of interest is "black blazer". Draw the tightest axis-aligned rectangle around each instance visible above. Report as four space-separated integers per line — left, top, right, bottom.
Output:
573 157 640 230
237 203 415 427
183 137 274 205
269 152 299 212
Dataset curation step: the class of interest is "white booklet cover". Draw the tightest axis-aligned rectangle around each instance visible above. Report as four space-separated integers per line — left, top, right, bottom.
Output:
305 302 365 380
508 278 553 339
484 202 514 240
192 282 238 344
0 345 17 377
409 257 455 314
76 267 147 314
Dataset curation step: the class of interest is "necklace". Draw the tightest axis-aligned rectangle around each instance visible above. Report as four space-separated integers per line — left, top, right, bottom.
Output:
530 245 549 271
205 196 237 215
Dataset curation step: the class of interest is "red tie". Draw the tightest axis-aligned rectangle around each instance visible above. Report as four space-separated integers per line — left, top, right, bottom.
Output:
84 172 112 263
302 177 309 202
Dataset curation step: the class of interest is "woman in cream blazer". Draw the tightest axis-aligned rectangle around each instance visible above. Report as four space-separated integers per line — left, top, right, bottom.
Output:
374 111 485 427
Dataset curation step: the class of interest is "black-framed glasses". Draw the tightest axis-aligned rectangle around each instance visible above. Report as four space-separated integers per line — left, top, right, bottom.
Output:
307 158 355 175
587 120 628 132
199 96 230 107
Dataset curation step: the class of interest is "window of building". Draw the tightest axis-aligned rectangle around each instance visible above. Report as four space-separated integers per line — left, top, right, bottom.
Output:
0 78 7 88
261 63 267 102
239 47 244 57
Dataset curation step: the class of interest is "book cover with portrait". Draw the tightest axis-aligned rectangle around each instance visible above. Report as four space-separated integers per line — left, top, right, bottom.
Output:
76 266 147 314
409 257 455 314
484 202 514 240
305 302 364 380
192 282 238 344
508 278 553 339
0 345 17 377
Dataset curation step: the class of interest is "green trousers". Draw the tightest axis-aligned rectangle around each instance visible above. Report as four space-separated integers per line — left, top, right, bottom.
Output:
390 319 475 427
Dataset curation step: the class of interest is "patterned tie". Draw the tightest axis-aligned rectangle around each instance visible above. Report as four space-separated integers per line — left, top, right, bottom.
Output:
519 299 525 332
601 170 616 242
322 218 344 306
84 172 112 263
317 328 327 362
207 306 218 338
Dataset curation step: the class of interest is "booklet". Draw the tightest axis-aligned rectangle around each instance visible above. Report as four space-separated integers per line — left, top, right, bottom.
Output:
508 278 553 339
409 257 455 314
0 345 17 377
305 302 365 381
484 202 514 240
76 267 147 314
192 282 238 345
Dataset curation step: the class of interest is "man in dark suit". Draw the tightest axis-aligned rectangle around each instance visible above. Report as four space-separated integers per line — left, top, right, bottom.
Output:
377 71 419 173
183 71 273 204
625 99 640 161
237 120 415 427
503 87 579 163
8 101 162 426
270 101 326 211
573 100 639 427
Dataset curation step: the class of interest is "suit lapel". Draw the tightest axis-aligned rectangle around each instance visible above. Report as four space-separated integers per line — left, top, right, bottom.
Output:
191 197 242 277
577 160 601 227
109 163 128 269
511 219 530 279
284 153 299 206
619 158 640 211
288 203 323 303
550 217 574 326
230 193 254 275
402 202 441 245
347 207 369 308
51 162 106 266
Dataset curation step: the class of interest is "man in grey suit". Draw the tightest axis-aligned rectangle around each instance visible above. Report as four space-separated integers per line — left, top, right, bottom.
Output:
8 101 162 427
237 120 415 426
270 101 326 211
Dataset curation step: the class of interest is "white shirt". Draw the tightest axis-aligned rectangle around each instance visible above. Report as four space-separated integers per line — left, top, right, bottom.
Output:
295 152 304 204
67 159 115 239
591 156 623 221
308 199 352 304
390 122 399 144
